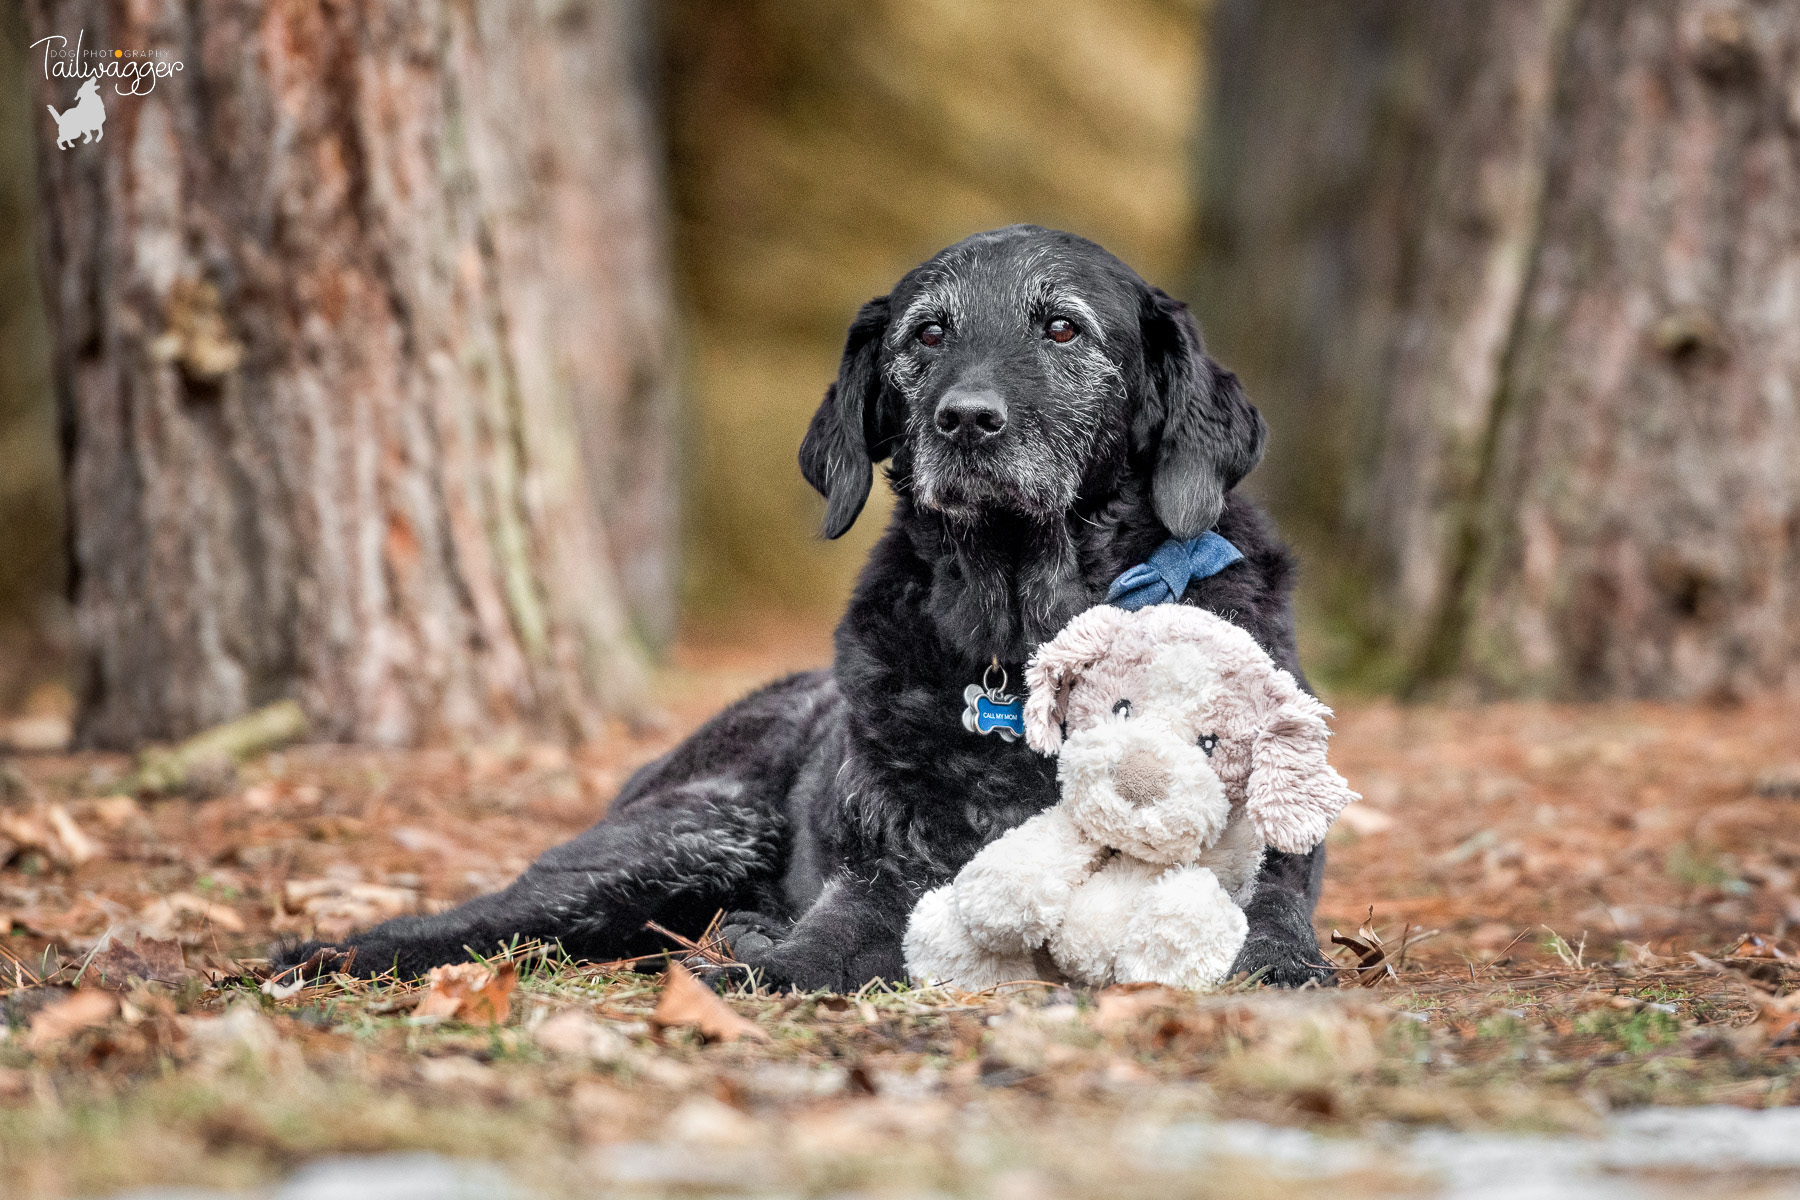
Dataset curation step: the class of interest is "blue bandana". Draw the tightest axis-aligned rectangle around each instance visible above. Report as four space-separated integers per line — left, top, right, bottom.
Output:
1105 531 1243 611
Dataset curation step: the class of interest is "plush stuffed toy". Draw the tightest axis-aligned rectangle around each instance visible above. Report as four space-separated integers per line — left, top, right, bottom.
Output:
904 604 1358 991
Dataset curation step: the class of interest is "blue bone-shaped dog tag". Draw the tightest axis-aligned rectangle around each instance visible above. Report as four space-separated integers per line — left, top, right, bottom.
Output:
962 683 1023 741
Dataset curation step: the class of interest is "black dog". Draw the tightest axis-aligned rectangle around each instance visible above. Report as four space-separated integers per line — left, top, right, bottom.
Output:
274 226 1331 990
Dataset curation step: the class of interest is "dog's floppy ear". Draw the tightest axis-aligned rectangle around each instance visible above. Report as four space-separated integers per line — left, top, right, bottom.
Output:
1023 606 1134 754
1245 674 1360 853
1136 287 1267 539
800 295 895 539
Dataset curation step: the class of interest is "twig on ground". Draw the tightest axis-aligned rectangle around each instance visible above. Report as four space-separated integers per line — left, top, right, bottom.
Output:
1491 927 1533 962
0 940 40 988
644 914 742 969
1541 926 1588 970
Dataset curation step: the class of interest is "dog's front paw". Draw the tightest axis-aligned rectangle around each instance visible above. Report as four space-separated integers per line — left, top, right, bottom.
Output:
716 910 788 962
1231 877 1336 988
686 911 793 993
269 939 362 981
1229 929 1336 988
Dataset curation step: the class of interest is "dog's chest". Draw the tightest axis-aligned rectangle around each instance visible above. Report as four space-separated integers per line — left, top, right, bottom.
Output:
964 789 1055 845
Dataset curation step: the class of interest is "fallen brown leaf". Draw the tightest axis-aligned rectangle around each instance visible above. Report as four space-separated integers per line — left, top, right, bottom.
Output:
139 892 246 935
44 804 99 864
81 935 191 990
1688 950 1800 1050
0 802 99 869
414 961 518 1025
284 879 416 940
0 906 71 941
1329 916 1403 987
1726 933 1790 960
651 962 768 1043
1751 990 1800 1048
25 988 118 1050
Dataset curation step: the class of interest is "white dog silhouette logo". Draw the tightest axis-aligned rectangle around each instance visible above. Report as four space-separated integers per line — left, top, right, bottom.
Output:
49 77 105 148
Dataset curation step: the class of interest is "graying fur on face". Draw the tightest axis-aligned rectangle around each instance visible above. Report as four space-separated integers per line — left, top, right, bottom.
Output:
891 259 1125 522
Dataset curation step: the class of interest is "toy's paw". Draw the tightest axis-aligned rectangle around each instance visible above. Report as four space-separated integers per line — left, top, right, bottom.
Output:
954 864 1069 954
903 884 1029 990
1113 867 1246 989
1228 929 1336 988
959 909 1051 956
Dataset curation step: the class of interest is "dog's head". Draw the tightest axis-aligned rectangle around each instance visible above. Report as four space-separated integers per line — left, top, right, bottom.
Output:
799 225 1267 538
1022 605 1359 856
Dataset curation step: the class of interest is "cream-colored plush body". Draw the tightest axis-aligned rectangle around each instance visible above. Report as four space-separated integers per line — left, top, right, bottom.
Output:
905 605 1358 991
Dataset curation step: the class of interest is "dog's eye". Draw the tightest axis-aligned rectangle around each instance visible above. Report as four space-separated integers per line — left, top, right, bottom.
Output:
1045 317 1078 344
1197 733 1219 757
1112 699 1131 718
917 323 945 348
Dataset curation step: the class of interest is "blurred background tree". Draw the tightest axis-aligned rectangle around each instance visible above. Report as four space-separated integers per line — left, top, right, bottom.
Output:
1196 0 1800 701
27 0 674 746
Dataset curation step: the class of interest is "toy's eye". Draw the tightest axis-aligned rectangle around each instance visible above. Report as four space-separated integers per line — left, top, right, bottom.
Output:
1197 733 1219 757
1112 699 1131 718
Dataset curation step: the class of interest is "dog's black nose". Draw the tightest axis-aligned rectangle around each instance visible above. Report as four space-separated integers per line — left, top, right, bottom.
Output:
934 390 1008 441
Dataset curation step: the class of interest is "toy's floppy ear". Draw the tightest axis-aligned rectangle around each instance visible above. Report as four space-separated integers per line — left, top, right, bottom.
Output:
1245 676 1359 853
1023 606 1133 754
799 295 896 538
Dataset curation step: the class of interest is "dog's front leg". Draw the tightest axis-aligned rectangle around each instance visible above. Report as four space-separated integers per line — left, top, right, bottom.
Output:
729 871 910 993
1230 843 1334 987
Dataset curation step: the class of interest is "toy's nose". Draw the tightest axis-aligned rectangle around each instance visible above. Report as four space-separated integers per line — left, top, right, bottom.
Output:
1113 748 1169 808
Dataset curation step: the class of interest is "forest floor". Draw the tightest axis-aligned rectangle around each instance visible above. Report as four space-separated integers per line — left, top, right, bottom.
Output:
1 617 1798 1199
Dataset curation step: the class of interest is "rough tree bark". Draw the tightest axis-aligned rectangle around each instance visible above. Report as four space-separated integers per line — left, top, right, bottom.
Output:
1198 0 1800 700
31 0 677 746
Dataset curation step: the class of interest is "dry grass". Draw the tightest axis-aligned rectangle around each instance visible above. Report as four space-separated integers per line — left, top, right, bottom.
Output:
0 627 1796 1197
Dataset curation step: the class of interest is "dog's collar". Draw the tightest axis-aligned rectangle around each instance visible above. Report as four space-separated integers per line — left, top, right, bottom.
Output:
961 533 1242 741
1105 531 1243 611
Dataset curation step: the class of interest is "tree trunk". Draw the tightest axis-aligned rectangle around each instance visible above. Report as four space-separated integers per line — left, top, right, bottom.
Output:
1197 0 1800 700
0 9 65 716
30 0 676 746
